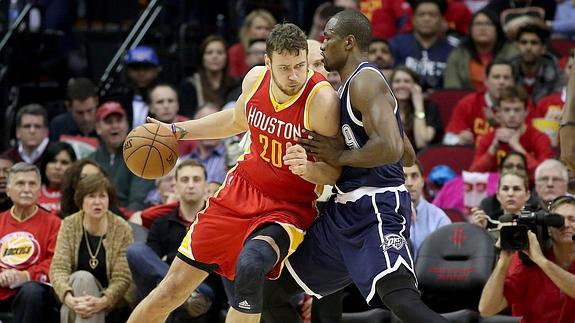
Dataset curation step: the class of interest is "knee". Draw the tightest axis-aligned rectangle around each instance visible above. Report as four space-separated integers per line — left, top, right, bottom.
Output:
14 282 46 305
127 242 148 263
235 250 266 289
70 270 95 282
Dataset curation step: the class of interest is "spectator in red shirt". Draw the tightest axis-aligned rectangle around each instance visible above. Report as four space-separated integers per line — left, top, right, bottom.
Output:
470 86 552 177
0 163 61 322
479 194 575 323
371 0 472 39
227 9 275 78
444 60 516 145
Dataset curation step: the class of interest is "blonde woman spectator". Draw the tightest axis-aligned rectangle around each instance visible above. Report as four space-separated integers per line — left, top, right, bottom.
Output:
227 9 275 78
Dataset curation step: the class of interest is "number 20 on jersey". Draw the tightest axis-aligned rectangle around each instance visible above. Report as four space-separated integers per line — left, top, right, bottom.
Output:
259 134 283 168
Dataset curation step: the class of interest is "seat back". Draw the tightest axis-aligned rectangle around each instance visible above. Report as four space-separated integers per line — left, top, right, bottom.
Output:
418 145 475 174
550 39 575 58
428 89 473 127
415 223 496 313
443 208 467 222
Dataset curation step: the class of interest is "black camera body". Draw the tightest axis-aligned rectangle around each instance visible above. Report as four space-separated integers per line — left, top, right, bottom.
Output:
500 210 564 252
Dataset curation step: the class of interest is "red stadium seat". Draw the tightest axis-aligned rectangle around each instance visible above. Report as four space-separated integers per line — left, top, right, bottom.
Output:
550 39 575 58
442 208 467 223
417 144 475 174
427 89 473 127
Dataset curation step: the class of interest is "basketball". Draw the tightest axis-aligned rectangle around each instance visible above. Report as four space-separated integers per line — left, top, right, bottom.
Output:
123 123 179 179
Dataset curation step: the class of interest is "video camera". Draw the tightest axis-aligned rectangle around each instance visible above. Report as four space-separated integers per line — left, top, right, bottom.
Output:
499 210 564 252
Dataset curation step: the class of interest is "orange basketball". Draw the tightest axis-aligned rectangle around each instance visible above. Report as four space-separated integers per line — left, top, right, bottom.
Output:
123 123 179 179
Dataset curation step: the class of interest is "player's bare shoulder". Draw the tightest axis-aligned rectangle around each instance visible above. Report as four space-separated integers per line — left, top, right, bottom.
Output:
350 68 389 96
241 66 267 93
308 84 340 137
349 68 392 111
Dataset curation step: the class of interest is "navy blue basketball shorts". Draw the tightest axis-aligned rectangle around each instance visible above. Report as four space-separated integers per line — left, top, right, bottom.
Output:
285 185 417 305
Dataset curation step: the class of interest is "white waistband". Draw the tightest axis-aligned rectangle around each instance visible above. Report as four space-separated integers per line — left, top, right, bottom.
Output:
334 185 408 204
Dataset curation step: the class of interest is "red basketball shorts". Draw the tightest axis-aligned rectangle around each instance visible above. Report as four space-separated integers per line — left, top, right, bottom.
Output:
178 169 318 280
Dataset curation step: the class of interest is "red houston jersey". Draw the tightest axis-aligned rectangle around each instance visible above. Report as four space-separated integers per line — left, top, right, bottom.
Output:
237 68 331 203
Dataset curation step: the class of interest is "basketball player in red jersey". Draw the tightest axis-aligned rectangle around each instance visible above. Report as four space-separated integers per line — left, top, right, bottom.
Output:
127 23 340 323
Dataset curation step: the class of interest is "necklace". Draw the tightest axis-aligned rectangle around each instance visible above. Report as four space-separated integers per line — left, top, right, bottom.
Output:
83 226 104 269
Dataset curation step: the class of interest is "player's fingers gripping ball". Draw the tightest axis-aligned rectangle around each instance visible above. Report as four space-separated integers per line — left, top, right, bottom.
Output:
123 123 179 179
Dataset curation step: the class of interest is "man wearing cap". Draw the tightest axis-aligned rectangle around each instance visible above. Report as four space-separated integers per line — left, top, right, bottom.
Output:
89 102 155 212
104 45 161 130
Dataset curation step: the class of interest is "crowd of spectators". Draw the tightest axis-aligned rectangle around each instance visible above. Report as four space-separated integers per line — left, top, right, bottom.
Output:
0 0 574 322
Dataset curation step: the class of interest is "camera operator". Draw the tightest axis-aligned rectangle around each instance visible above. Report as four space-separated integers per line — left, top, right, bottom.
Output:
478 195 575 322
473 170 531 229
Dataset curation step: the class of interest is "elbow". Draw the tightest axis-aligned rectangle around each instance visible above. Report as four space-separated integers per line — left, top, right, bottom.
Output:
479 306 497 318
385 140 404 164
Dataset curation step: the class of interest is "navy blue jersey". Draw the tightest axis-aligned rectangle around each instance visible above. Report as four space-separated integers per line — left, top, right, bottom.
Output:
335 62 405 193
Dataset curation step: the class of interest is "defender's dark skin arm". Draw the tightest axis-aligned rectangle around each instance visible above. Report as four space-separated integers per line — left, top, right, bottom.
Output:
403 134 415 167
297 69 404 168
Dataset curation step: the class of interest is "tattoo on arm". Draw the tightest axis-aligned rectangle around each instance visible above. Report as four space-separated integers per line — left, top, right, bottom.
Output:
176 126 188 140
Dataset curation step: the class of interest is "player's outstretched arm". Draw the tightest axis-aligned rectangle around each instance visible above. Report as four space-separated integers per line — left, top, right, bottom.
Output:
561 60 575 173
283 142 341 185
156 67 265 141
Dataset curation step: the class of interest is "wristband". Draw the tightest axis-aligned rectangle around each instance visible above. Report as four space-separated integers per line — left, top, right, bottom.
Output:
170 123 178 138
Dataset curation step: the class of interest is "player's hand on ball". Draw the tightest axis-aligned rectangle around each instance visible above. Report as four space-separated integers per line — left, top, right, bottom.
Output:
146 116 170 130
284 142 309 176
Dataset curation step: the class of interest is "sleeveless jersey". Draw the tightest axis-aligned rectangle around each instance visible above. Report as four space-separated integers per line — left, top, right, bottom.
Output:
237 68 331 203
336 62 406 192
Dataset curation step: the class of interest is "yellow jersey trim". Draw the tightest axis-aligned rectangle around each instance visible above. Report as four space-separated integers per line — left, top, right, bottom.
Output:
268 222 307 280
303 81 331 130
269 69 314 112
243 69 268 114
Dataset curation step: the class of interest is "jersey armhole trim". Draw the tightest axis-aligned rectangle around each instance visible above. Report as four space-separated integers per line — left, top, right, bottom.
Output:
243 69 268 114
304 81 331 131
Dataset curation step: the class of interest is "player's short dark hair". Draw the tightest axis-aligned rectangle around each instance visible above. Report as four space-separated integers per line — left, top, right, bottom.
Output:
176 159 207 181
331 9 371 52
516 24 549 43
413 0 447 15
16 104 48 127
266 23 308 59
67 78 97 101
485 59 512 77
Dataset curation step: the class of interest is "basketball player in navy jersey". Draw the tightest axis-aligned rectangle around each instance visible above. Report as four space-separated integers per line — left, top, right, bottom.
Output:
275 10 449 322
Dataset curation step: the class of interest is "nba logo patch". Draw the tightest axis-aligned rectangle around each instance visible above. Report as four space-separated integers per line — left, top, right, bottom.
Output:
382 234 406 251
